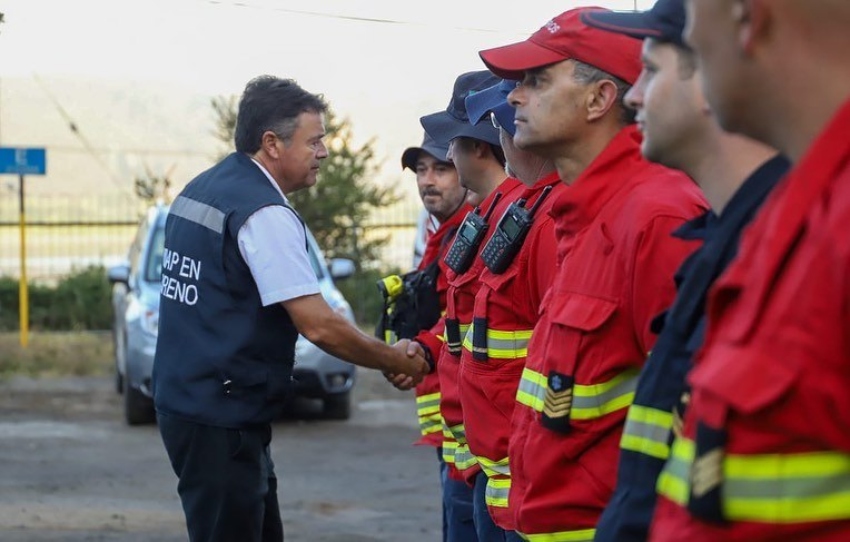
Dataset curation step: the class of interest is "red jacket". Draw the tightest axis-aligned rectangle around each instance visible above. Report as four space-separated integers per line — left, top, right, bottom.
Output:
511 127 707 539
433 178 523 481
458 172 565 530
412 205 471 447
651 100 850 542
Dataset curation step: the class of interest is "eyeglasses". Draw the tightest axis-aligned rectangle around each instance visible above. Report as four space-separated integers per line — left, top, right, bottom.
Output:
489 111 501 130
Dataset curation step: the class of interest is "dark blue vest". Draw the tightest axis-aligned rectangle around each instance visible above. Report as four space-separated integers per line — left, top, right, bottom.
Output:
152 152 301 428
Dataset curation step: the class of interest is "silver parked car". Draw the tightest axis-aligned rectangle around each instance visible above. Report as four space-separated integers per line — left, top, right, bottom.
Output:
108 205 358 425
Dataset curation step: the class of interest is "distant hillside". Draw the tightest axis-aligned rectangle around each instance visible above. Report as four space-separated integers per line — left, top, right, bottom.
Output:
0 75 219 203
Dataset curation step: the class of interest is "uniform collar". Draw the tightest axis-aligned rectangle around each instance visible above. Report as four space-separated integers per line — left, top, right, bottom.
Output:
550 126 644 235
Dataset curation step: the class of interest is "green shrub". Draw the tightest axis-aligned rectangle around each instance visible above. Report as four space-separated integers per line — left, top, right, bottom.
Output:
0 265 112 331
337 267 401 329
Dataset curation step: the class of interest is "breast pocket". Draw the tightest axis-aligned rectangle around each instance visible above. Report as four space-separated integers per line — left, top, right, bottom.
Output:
546 291 618 375
539 291 619 434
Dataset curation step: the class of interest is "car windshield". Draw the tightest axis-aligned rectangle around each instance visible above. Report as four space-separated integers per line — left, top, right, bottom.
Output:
143 224 323 283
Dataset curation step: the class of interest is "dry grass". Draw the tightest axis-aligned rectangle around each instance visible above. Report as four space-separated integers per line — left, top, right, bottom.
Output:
0 331 113 379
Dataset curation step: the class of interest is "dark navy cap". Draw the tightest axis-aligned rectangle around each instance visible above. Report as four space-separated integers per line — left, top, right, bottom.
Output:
401 132 452 170
420 70 502 147
465 79 519 137
580 0 687 47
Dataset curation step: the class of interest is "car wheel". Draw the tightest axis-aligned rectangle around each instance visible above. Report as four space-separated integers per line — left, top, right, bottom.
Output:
124 374 155 426
322 391 352 420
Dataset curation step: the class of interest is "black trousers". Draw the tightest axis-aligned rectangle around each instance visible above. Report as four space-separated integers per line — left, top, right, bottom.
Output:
158 412 284 542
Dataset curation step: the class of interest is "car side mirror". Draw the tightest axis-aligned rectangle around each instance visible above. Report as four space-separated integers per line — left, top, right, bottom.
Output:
108 263 131 285
328 258 356 281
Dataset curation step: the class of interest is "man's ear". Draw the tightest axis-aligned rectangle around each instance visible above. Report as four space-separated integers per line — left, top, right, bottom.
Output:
586 79 620 122
737 0 769 55
262 131 283 159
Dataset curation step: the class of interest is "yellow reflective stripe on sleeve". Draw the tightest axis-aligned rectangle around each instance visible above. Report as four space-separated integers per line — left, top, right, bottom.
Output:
416 392 442 436
656 436 693 506
485 477 511 508
517 528 596 541
454 443 478 470
477 455 510 477
516 368 638 419
657 437 850 523
462 323 533 359
620 404 674 460
442 441 457 464
442 422 466 442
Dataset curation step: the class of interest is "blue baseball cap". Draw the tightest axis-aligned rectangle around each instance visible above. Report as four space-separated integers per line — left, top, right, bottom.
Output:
580 0 687 47
401 132 451 171
465 79 519 137
420 70 502 147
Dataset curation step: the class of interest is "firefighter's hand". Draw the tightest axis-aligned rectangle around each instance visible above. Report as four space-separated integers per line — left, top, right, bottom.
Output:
383 340 429 390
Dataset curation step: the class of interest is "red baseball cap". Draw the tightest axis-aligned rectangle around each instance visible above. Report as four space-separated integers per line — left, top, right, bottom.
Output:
479 7 643 85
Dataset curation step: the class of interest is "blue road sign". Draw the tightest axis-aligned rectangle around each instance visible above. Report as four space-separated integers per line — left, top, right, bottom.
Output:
0 147 47 175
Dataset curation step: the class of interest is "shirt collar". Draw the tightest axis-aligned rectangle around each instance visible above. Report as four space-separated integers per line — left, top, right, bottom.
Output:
549 126 645 234
250 157 290 204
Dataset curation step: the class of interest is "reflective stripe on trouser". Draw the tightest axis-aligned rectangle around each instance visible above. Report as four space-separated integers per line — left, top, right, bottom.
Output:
442 423 477 471
517 528 596 541
620 404 674 460
657 436 850 523
462 322 533 360
478 456 511 508
516 367 639 419
416 392 442 436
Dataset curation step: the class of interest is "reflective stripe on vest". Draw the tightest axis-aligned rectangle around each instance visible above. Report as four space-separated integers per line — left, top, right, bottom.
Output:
416 392 442 436
657 436 850 523
485 476 511 508
620 404 674 460
516 367 639 419
461 322 533 360
517 528 596 541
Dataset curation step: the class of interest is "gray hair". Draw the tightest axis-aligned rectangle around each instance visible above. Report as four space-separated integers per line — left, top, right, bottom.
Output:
572 61 635 125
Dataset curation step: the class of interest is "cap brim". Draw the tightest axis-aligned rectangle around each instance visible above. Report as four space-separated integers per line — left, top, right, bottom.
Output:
479 39 567 80
401 143 451 170
420 111 501 147
491 102 517 138
465 86 517 138
580 10 663 41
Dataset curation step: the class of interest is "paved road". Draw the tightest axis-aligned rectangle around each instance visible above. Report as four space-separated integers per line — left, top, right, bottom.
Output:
0 370 441 541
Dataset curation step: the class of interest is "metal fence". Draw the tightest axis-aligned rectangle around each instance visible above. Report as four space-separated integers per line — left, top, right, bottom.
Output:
0 194 422 283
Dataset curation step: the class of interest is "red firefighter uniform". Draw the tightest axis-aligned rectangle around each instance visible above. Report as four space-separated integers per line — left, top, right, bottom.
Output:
510 126 707 540
458 171 564 530
651 101 850 542
433 177 523 481
412 204 472 447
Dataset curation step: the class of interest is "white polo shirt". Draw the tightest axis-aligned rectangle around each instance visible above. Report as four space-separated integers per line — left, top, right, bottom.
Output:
237 160 321 307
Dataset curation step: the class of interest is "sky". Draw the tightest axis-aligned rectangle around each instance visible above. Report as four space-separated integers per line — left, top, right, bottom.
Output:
0 0 657 204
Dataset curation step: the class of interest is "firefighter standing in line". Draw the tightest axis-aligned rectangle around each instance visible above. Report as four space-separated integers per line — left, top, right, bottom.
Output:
651 0 850 540
398 131 471 542
390 70 518 541
478 8 707 540
578 1 789 540
454 78 564 542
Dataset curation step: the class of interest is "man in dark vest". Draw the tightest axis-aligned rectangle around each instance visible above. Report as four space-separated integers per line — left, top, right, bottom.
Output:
152 75 429 542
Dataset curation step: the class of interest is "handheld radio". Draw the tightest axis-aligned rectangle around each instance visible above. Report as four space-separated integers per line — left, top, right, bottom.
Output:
481 185 553 274
443 193 503 274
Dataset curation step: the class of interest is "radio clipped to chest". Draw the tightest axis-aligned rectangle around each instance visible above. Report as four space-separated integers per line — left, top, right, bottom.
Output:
481 185 553 274
443 193 503 274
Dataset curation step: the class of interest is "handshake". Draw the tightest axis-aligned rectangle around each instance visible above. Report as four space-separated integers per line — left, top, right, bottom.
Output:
383 339 431 391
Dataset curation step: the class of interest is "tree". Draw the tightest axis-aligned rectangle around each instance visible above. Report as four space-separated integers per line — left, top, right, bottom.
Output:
210 97 399 269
